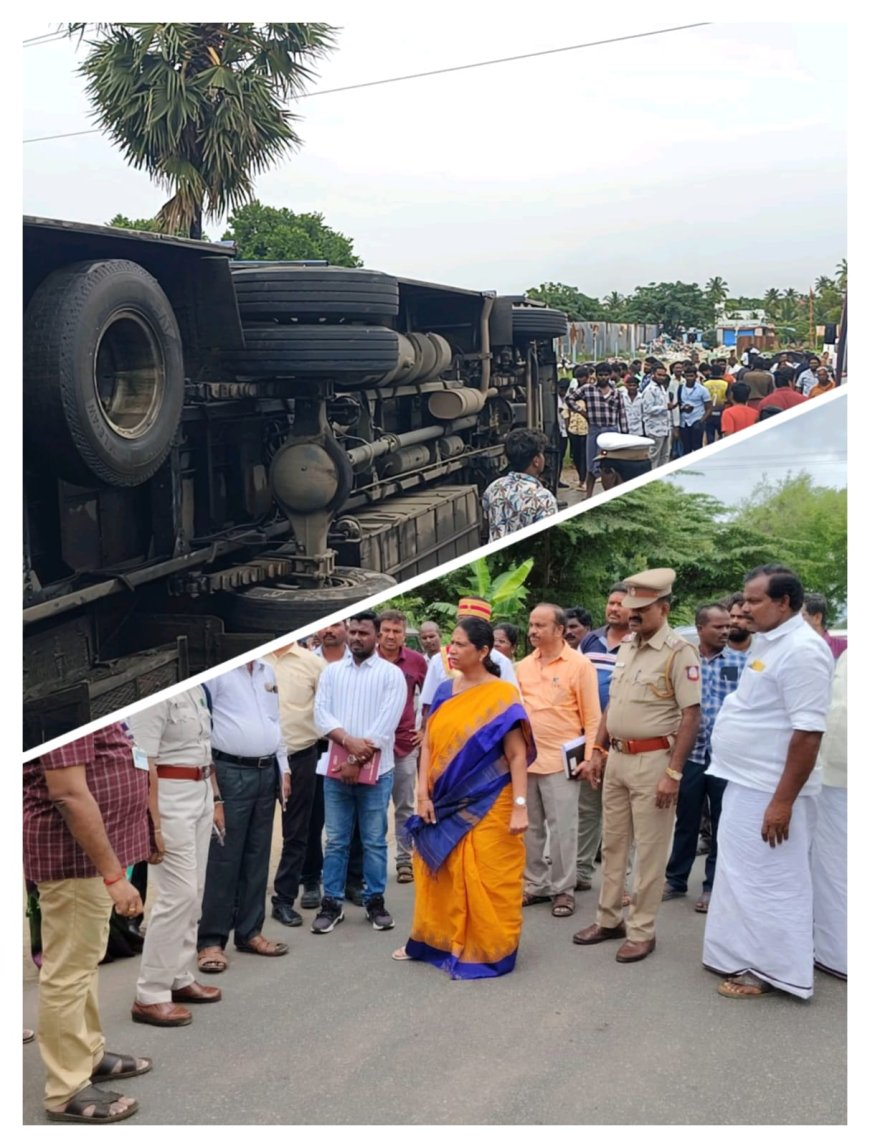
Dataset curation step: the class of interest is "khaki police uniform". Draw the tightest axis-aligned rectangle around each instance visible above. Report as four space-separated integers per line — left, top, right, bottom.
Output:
596 571 701 942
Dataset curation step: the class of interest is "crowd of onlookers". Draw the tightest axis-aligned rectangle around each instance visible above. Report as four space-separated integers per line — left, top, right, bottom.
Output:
22 574 847 1122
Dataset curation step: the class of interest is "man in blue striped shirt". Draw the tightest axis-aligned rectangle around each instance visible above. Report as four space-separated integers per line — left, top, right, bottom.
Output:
313 611 407 934
663 603 747 911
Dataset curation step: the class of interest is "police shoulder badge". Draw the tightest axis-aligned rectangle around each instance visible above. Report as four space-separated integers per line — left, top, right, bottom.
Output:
686 665 700 681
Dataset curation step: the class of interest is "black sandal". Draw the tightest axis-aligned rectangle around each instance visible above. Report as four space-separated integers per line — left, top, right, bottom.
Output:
92 1051 153 1082
46 1084 138 1124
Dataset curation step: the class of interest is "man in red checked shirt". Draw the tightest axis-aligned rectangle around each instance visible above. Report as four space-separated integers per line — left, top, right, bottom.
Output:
23 722 155 1124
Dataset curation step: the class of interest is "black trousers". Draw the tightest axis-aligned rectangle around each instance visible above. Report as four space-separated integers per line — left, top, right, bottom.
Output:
680 421 706 454
665 757 727 893
272 745 319 907
568 433 587 481
197 760 277 949
301 771 364 890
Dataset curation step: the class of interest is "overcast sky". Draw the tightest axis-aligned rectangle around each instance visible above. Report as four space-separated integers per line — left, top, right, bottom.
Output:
670 391 847 505
21 11 846 298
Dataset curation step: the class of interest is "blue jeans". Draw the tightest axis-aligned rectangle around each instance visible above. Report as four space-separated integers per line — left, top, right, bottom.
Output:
665 756 727 893
323 771 393 904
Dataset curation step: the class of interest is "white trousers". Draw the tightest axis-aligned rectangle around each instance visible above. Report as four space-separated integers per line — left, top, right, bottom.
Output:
136 778 214 1003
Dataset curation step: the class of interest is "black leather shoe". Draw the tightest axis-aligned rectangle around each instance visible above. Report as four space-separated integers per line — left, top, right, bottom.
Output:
300 883 321 910
271 903 303 927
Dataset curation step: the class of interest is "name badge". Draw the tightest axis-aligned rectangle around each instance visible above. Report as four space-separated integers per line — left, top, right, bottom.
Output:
132 746 150 771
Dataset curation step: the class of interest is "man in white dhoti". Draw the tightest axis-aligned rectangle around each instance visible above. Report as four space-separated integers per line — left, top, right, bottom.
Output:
811 650 847 980
703 564 835 999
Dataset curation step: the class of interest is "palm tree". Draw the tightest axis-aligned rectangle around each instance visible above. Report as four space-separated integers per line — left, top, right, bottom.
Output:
779 288 801 323
836 259 847 290
602 291 624 317
705 276 729 310
67 23 337 238
763 287 782 317
815 275 834 293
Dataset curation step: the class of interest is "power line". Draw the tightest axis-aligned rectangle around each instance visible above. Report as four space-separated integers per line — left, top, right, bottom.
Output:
23 22 711 144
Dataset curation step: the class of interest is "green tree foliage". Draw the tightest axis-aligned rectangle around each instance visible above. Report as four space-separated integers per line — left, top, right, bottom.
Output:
526 283 606 320
731 475 847 620
108 213 211 241
621 282 715 333
379 475 846 636
705 276 729 309
69 22 336 238
221 201 362 264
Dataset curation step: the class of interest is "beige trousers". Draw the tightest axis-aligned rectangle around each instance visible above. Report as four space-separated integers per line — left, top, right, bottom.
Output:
136 778 214 1004
524 771 578 898
36 877 112 1108
596 748 675 941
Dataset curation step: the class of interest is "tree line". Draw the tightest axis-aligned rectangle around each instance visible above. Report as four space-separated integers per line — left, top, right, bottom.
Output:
385 474 847 646
527 268 846 348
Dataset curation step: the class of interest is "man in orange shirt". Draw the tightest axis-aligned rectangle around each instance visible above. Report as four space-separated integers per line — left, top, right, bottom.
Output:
721 382 759 436
516 604 601 918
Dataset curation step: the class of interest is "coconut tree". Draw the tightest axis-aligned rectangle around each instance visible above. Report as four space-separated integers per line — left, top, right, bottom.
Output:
66 23 337 238
814 275 834 293
602 291 624 317
836 259 847 290
763 287 782 317
705 276 729 310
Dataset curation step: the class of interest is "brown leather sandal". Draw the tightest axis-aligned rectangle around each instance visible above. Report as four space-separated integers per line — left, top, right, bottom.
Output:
552 893 576 917
197 946 227 974
234 934 289 957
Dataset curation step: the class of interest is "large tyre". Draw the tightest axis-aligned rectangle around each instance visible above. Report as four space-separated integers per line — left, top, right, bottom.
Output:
512 305 569 341
224 326 401 385
225 568 397 633
24 259 184 487
232 265 400 321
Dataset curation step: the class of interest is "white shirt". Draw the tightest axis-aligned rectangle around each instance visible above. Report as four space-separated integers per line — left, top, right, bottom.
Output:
816 651 846 789
420 645 518 706
708 613 834 795
208 663 290 777
314 652 407 778
796 368 817 396
127 686 211 766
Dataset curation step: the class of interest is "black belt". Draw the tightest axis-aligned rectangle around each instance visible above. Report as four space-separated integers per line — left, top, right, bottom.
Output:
214 750 277 769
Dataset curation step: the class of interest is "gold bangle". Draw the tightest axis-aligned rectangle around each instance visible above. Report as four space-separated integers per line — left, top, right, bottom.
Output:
592 744 609 756
665 767 683 782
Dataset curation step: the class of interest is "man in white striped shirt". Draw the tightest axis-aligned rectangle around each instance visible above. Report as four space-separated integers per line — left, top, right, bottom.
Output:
312 611 407 933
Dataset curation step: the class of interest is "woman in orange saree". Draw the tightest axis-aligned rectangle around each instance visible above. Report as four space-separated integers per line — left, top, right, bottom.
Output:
395 618 535 979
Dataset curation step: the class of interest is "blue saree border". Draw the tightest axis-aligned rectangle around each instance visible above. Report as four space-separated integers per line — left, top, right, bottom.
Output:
404 938 518 980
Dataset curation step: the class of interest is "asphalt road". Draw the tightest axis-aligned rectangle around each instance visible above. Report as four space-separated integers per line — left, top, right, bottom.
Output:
22 840 846 1126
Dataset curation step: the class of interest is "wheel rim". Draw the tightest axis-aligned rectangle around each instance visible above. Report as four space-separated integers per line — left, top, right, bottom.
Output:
93 311 166 439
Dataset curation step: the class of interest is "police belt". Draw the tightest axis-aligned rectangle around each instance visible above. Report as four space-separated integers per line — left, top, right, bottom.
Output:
155 764 212 781
609 736 671 755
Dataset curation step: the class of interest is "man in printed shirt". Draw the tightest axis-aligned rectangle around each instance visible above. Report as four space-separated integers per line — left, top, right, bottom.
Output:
481 427 558 541
640 365 672 469
516 603 601 919
312 611 407 934
24 723 152 1123
261 642 324 928
662 604 748 912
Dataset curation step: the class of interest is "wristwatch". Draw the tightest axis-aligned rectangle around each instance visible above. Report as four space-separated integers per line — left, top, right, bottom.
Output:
513 796 527 807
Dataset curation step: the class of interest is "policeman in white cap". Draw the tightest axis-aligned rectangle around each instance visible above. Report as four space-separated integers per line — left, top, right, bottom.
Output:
594 432 654 490
572 568 701 962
